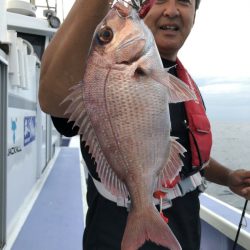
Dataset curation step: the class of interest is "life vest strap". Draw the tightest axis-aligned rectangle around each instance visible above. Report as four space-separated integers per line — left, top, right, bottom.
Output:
89 171 206 210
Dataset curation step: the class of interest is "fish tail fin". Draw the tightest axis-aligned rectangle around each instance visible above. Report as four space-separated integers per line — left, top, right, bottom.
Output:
121 206 181 250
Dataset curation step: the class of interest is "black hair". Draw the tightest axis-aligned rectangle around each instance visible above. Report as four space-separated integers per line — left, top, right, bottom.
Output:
195 0 201 10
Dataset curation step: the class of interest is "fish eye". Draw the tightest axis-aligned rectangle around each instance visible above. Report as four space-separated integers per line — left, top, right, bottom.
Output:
97 26 113 45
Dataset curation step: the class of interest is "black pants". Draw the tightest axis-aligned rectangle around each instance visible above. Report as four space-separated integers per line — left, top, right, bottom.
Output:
83 177 201 250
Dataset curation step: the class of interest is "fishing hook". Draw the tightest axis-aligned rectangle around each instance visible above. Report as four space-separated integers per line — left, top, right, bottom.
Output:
118 0 147 11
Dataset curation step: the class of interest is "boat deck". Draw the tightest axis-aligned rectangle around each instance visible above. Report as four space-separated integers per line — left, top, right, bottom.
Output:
4 137 250 250
8 143 85 250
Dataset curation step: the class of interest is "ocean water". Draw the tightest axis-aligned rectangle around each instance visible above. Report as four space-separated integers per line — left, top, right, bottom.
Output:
197 79 250 213
199 81 250 122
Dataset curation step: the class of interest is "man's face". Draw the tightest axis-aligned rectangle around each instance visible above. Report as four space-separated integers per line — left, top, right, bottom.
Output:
144 0 196 61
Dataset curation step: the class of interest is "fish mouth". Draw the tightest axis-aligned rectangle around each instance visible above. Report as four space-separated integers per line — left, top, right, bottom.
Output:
113 2 132 18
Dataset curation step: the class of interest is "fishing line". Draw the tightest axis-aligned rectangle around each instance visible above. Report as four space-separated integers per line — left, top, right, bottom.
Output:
232 199 248 250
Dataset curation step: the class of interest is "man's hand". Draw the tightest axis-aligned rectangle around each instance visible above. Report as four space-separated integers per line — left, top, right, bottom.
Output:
228 169 250 200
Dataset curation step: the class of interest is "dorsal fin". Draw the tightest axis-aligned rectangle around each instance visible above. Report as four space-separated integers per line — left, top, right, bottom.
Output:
63 82 129 198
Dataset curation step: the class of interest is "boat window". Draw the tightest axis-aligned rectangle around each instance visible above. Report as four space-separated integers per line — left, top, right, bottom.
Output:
17 32 46 60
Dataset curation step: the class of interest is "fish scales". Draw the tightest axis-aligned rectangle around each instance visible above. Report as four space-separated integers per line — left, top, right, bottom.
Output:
106 68 170 172
63 2 197 250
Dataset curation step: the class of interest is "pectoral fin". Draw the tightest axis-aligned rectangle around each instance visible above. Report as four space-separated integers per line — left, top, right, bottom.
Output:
132 57 197 103
150 69 197 104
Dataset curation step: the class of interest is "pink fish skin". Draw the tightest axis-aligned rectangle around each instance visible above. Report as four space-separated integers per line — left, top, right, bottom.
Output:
63 2 197 250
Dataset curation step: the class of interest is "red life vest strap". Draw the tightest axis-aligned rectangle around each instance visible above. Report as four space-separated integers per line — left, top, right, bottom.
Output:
176 58 212 169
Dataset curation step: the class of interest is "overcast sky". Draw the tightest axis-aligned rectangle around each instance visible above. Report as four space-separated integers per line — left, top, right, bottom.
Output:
179 0 250 79
39 0 250 79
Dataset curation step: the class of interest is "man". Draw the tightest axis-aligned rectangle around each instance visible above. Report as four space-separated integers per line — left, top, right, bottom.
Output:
39 0 250 249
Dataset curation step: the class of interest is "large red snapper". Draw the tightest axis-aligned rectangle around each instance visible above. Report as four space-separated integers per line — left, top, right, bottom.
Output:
63 2 197 250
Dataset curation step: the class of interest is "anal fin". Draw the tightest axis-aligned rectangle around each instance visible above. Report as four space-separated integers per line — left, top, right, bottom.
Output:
158 137 186 187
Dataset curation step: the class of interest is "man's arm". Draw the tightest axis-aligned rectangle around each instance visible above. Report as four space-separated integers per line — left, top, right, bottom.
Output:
204 158 250 200
39 0 111 117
